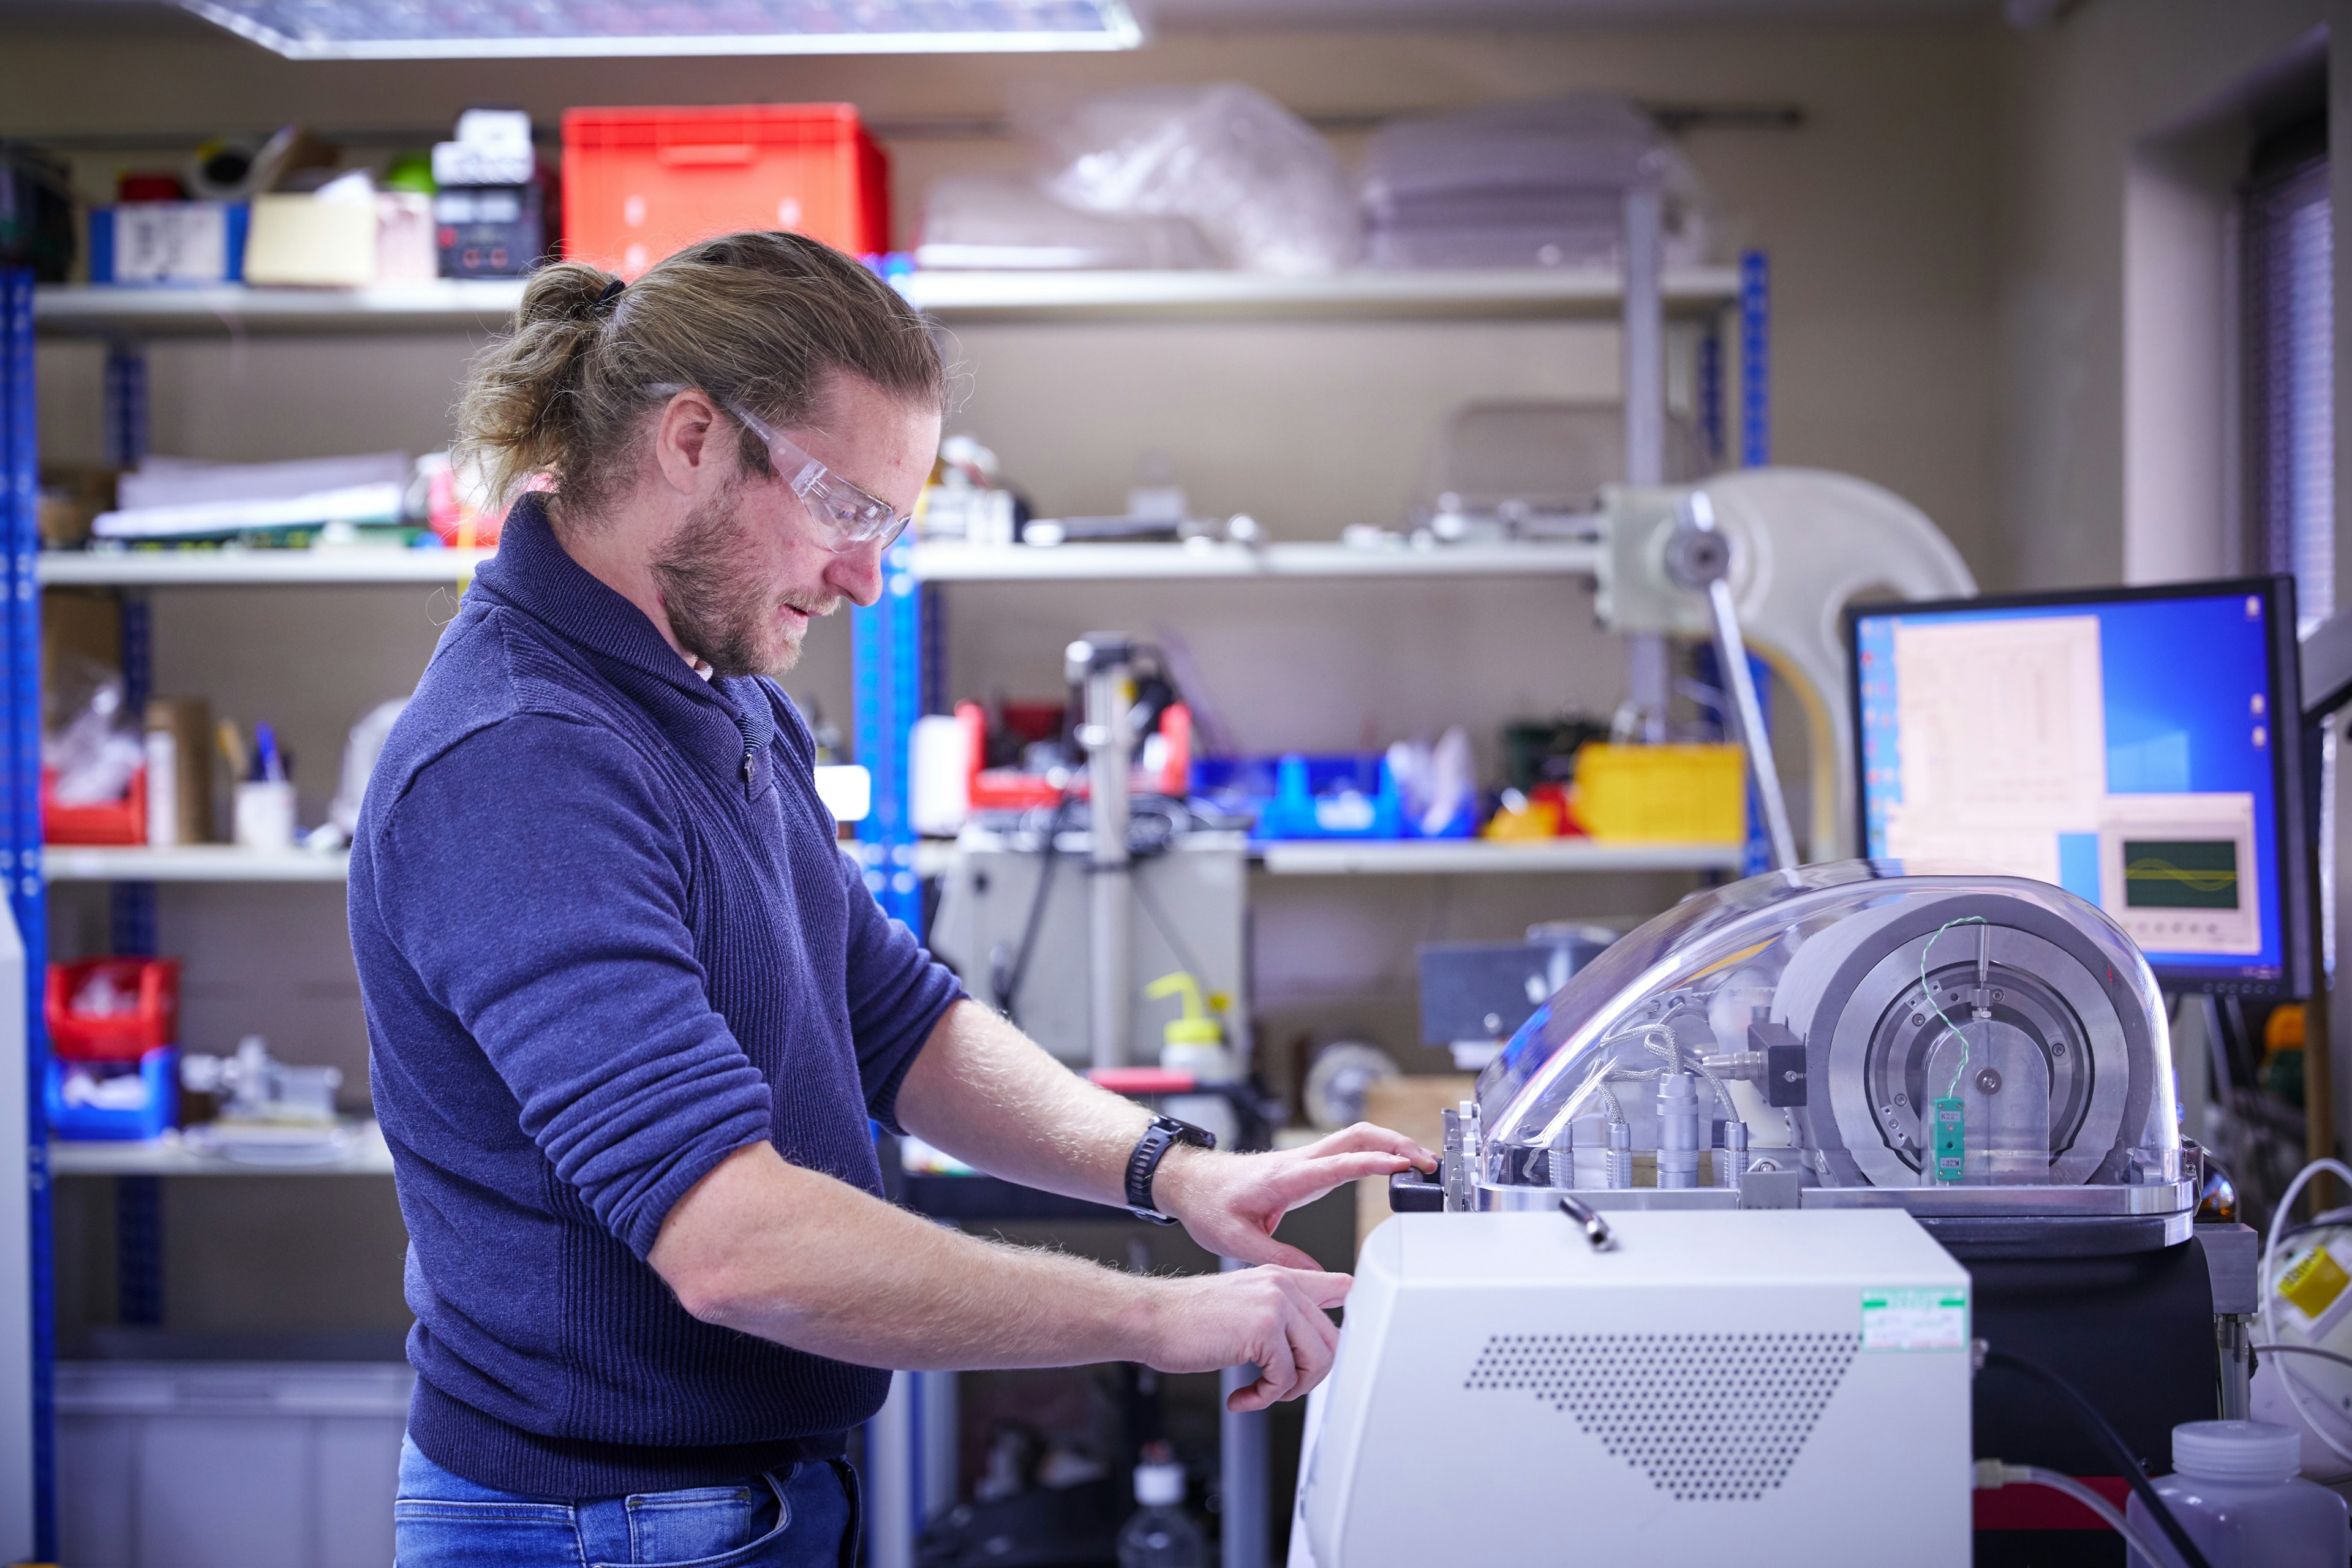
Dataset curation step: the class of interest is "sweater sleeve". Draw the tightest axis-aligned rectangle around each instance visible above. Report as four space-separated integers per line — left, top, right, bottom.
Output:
835 845 965 1133
368 713 774 1259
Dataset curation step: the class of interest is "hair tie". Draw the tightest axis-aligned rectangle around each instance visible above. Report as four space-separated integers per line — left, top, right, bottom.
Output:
593 277 627 317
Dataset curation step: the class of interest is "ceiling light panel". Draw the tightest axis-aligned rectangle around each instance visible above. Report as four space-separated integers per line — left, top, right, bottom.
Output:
178 0 1144 58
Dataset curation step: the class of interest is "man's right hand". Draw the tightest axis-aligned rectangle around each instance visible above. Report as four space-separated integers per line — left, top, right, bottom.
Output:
1133 1265 1352 1412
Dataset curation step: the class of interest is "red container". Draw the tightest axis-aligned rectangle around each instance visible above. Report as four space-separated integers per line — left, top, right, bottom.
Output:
48 957 179 1062
562 104 890 279
43 765 145 846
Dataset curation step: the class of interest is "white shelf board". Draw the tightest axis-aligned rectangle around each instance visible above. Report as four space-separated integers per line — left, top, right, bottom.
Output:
43 845 350 883
34 280 530 337
1254 839 1743 875
898 266 1742 322
909 539 1603 582
39 548 494 586
34 266 1740 337
49 1120 393 1177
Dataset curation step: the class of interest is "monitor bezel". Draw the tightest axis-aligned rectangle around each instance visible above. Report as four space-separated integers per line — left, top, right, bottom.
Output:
1842 575 2312 1000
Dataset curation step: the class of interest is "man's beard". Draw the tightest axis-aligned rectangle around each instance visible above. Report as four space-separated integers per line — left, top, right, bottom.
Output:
650 484 831 679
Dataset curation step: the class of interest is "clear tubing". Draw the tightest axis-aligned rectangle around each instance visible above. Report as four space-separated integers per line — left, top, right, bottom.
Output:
1979 1463 2176 1568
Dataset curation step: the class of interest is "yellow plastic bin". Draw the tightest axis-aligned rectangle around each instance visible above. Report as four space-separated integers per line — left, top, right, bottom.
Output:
1572 744 1748 843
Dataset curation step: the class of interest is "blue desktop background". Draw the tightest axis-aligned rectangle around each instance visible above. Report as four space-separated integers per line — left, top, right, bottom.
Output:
1856 591 2284 981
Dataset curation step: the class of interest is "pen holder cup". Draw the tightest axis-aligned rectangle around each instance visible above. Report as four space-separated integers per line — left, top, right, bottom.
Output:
233 781 297 851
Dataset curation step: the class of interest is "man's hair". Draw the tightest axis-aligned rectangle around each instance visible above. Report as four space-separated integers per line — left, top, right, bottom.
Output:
453 231 946 527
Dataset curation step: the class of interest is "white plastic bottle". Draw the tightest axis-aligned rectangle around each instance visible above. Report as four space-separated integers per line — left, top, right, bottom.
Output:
1117 1451 1206 1568
2125 1419 2350 1567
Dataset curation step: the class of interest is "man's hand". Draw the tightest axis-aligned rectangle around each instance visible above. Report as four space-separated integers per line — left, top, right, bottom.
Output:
1136 1265 1353 1412
1156 1123 1438 1269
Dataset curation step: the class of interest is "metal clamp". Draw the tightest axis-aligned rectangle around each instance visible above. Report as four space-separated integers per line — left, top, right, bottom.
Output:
1558 1194 1618 1252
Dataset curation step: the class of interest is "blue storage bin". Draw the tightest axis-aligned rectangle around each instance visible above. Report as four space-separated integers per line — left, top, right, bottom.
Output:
1191 753 1474 841
47 1046 177 1141
89 203 248 285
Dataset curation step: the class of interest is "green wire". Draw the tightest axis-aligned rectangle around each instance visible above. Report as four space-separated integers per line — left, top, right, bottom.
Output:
1920 916 1989 1100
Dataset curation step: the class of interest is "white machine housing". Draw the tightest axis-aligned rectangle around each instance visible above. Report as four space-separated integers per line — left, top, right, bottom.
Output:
1300 1208 1972 1568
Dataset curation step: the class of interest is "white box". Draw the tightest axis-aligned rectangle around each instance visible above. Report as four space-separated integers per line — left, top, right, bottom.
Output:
58 1360 412 1568
1300 1210 1972 1568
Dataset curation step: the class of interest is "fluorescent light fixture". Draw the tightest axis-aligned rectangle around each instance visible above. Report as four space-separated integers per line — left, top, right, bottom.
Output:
176 0 1145 58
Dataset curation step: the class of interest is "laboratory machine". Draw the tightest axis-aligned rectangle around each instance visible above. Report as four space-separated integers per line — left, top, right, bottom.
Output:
1300 864 2261 1567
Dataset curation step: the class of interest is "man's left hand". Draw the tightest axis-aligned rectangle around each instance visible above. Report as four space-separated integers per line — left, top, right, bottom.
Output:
1155 1123 1438 1268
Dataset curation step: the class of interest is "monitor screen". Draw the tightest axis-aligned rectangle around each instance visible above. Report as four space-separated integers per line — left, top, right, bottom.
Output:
1849 578 2309 996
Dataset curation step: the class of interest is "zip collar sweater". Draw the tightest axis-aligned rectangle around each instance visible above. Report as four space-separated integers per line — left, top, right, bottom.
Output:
349 492 962 1497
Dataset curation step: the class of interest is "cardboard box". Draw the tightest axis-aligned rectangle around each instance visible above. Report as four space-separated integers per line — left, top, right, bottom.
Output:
143 698 212 848
1354 1074 1476 1250
243 192 377 287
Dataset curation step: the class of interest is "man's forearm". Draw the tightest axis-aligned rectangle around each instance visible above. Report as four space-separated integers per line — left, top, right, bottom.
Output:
652 1141 1151 1370
894 1000 1155 1208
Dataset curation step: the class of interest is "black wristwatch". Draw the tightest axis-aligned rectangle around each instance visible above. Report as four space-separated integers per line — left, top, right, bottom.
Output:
1125 1113 1216 1224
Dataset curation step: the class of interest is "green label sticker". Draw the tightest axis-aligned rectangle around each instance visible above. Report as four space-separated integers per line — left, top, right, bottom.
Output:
1861 1287 1968 1352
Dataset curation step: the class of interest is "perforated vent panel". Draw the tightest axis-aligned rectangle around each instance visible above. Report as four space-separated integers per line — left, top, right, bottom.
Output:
1464 1332 1858 1501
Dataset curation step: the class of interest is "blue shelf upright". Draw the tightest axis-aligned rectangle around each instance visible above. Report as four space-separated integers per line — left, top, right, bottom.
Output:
3 267 55 1562
1740 249 1771 468
852 538 925 937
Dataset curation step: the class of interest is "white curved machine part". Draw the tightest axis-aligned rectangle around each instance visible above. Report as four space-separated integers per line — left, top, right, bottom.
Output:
1597 468 1978 858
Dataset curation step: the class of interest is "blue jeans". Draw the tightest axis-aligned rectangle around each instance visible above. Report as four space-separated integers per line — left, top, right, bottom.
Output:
394 1435 859 1568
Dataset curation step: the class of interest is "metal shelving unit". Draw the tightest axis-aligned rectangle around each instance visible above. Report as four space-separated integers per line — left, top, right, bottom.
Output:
32 265 1743 335
850 250 1771 936
42 846 350 883
38 548 494 587
1255 840 1743 876
7 251 1774 1567
48 1119 393 1177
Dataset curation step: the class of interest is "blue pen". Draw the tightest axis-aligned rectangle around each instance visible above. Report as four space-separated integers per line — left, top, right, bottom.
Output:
254 722 284 783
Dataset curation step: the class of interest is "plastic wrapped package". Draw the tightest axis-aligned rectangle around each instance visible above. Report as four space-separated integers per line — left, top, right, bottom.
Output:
1362 93 1711 270
1026 85 1361 274
915 176 1216 270
1472 862 2181 1201
43 657 143 808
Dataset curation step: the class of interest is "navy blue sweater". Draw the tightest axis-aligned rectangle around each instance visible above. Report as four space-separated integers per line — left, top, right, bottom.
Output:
350 493 963 1498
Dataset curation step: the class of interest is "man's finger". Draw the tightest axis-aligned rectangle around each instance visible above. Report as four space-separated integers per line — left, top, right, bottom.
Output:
1261 1150 1420 1212
1286 1298 1336 1398
1234 1319 1298 1412
1309 1123 1438 1170
1280 1268 1354 1310
1240 1236 1323 1271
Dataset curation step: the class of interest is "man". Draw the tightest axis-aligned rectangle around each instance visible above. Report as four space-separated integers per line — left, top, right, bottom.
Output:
350 232 1432 1568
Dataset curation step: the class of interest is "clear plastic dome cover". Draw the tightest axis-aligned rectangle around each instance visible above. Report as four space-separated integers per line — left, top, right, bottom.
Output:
1474 862 2180 1196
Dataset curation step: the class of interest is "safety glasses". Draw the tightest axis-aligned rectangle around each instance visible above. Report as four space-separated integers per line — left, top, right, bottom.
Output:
646 385 913 553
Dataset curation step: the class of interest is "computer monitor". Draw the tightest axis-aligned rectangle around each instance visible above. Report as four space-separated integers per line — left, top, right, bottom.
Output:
1847 577 2312 997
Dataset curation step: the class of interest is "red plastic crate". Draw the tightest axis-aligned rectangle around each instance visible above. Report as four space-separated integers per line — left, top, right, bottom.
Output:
562 104 889 278
47 957 179 1062
43 765 145 846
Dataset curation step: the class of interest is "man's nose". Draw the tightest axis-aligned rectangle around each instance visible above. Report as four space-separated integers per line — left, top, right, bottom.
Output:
826 536 888 608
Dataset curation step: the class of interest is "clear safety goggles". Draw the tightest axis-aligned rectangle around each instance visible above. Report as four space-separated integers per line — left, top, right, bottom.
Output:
647 385 913 552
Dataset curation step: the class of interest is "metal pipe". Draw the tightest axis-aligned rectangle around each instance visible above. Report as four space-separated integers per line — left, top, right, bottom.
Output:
1071 637 1136 1071
1219 1256 1270 1568
1622 183 1664 488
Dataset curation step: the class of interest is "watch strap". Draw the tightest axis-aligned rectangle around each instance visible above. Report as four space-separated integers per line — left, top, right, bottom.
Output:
1125 1113 1215 1223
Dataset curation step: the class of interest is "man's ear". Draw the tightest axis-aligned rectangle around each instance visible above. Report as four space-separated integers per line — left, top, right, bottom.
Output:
650 390 727 497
